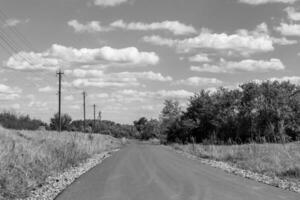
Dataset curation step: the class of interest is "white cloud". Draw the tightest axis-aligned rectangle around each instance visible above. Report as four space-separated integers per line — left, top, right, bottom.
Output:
71 78 141 88
272 37 298 45
65 69 104 78
68 70 172 89
4 18 29 27
275 23 300 36
5 44 159 71
269 76 300 84
189 54 211 63
110 20 197 35
190 58 285 73
68 105 80 110
66 69 172 82
239 0 298 5
64 95 75 101
68 20 112 33
38 86 55 92
118 89 194 99
0 84 22 100
143 26 274 55
28 101 48 108
94 0 129 7
175 77 223 86
285 7 300 21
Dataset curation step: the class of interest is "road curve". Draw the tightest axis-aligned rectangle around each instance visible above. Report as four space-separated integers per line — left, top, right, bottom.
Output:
56 143 300 200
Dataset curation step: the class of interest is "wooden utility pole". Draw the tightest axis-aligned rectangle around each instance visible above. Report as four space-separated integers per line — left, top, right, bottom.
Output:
82 91 87 132
93 104 96 132
56 69 64 132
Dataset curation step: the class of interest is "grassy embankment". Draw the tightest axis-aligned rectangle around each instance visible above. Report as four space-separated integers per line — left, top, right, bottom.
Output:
0 127 120 199
174 142 300 180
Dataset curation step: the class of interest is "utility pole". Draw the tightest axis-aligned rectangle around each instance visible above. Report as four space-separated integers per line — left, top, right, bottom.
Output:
56 69 64 133
82 91 87 132
93 104 96 132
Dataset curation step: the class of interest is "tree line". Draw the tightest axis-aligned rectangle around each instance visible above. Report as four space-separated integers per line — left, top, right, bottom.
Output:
134 81 300 144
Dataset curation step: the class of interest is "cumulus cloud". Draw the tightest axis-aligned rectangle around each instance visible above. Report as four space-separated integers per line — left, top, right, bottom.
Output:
5 44 159 71
64 95 75 101
66 69 172 88
239 0 298 5
189 54 211 63
275 23 300 36
94 0 129 7
271 37 298 45
143 25 274 55
110 20 197 35
4 18 29 27
38 86 55 92
269 76 300 84
190 58 285 73
285 7 300 21
71 78 140 88
175 77 223 86
117 89 194 99
68 20 112 33
0 84 22 100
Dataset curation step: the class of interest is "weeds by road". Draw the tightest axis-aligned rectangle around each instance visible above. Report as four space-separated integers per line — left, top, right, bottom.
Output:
0 127 120 199
173 142 300 181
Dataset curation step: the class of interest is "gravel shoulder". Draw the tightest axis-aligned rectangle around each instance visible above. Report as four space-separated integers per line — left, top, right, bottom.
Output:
170 146 300 194
19 149 120 200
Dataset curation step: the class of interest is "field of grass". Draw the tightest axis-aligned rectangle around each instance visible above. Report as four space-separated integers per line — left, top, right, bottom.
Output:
0 126 120 199
174 142 300 180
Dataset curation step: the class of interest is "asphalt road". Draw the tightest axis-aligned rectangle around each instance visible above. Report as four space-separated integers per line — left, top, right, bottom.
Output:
56 144 300 200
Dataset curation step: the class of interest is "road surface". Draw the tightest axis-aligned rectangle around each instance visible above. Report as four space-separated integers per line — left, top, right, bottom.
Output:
56 143 300 200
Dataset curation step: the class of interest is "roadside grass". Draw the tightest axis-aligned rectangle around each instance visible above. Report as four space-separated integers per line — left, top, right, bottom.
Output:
0 127 120 199
173 142 300 180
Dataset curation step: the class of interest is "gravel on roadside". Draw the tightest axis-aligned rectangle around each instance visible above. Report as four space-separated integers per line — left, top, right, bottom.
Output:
19 149 120 200
170 147 300 194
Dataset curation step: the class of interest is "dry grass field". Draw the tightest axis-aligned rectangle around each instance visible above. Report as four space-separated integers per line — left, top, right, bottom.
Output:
0 127 120 199
174 142 300 180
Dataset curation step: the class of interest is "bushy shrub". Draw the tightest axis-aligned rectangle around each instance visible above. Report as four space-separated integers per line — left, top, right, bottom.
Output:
0 111 46 130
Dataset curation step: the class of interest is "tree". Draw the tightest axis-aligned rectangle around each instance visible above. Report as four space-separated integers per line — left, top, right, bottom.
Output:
133 117 148 139
50 113 72 131
159 99 182 142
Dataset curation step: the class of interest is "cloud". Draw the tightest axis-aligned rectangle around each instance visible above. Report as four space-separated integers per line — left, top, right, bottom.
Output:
285 7 300 21
66 69 172 81
189 54 211 63
38 86 55 92
175 77 223 86
239 0 298 5
269 76 300 84
71 78 141 88
68 20 112 33
143 25 274 55
275 23 300 36
4 18 29 27
110 20 197 35
117 89 194 99
64 95 75 101
65 69 104 78
190 58 285 73
94 0 129 7
0 84 22 100
66 70 172 88
5 44 159 71
271 37 298 45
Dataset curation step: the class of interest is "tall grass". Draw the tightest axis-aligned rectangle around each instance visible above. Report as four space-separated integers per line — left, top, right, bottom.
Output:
175 142 300 180
0 127 120 199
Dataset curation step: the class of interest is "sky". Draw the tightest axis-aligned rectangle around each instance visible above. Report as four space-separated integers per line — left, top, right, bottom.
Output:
1 0 300 124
